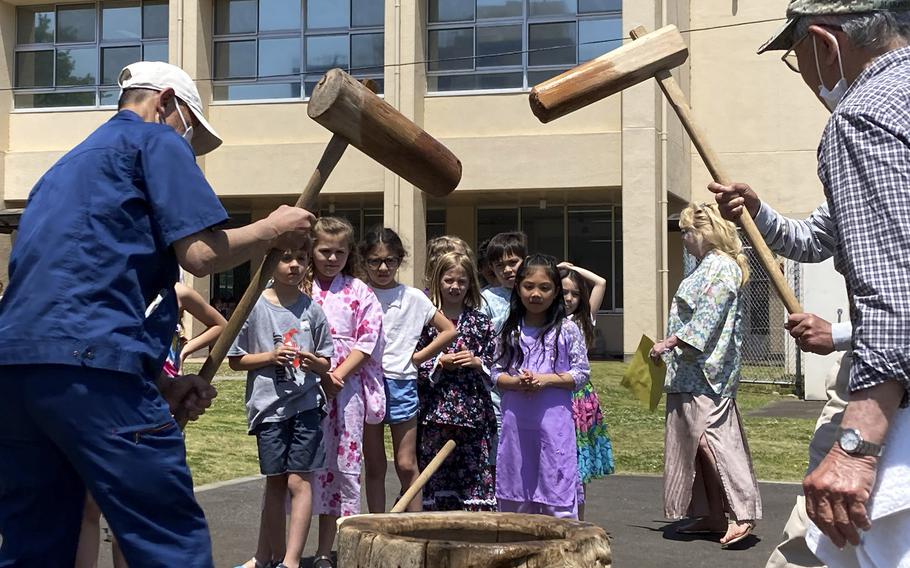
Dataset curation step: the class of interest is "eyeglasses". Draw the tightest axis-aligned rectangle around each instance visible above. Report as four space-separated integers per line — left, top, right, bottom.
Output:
365 256 401 269
782 33 808 74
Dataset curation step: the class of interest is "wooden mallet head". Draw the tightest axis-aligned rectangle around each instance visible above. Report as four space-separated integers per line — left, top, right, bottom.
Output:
529 25 688 123
308 69 462 197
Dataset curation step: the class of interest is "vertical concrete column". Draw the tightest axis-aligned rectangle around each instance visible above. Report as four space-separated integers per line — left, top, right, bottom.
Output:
621 1 663 357
176 0 214 176
0 2 15 284
173 0 216 340
382 0 427 286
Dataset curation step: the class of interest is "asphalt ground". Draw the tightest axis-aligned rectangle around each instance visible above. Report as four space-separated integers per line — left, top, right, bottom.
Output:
91 472 801 568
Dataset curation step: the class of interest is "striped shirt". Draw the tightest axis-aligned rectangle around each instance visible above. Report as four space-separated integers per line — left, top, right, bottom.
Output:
817 46 910 401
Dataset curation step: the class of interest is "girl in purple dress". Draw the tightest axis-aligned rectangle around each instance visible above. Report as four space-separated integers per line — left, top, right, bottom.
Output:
492 254 591 519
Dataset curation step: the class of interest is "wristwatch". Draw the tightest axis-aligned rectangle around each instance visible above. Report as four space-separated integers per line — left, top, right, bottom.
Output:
836 427 884 457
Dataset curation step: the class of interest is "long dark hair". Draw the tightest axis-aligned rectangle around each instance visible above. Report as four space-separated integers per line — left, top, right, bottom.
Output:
560 267 595 348
498 254 566 371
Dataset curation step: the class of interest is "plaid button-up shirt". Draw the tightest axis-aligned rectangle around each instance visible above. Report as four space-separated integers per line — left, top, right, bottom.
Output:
818 46 910 401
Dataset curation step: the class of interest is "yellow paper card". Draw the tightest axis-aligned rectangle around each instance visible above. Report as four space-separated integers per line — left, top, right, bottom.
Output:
621 334 666 412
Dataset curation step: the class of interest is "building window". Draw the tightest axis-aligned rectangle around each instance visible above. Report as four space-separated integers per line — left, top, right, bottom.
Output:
318 206 383 241
567 205 621 310
14 1 169 109
213 0 384 102
477 208 519 246
426 0 621 93
426 209 447 241
476 204 622 311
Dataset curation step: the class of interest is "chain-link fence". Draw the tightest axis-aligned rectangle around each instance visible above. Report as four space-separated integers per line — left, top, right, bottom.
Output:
739 243 803 387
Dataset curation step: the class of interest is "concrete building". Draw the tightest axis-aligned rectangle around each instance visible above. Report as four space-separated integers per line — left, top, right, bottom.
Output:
0 0 839 387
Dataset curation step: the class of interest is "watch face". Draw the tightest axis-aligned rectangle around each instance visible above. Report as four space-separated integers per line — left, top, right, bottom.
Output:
841 429 861 453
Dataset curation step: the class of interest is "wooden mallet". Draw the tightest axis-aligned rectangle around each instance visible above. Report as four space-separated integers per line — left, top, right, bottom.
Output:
529 25 802 314
176 69 462 426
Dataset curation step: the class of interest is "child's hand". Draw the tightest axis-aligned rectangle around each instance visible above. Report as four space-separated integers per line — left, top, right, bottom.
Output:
519 369 540 392
439 353 459 371
300 351 330 374
450 349 479 369
271 344 297 366
321 371 345 398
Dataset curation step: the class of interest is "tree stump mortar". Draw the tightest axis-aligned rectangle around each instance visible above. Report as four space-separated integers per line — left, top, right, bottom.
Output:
337 512 612 567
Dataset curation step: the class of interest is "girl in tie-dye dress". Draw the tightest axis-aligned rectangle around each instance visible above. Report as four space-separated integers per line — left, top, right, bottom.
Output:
305 217 385 568
559 263 615 521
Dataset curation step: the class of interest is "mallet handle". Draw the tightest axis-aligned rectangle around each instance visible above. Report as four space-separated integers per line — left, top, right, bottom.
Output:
176 134 349 428
390 439 456 513
630 27 803 315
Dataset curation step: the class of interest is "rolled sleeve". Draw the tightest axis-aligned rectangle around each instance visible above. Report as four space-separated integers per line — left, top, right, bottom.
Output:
674 289 735 354
140 130 228 246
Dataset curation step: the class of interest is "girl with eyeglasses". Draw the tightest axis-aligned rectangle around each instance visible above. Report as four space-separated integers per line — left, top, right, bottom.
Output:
359 227 457 514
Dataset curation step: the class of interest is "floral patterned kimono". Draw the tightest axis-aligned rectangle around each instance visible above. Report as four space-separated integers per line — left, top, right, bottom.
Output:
416 309 497 511
311 273 385 517
662 250 761 522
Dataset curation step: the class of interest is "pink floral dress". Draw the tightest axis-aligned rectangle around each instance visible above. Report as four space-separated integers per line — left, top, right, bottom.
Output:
311 274 385 517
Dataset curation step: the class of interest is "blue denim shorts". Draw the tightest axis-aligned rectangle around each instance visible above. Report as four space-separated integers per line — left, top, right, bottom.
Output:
384 378 419 424
254 408 326 476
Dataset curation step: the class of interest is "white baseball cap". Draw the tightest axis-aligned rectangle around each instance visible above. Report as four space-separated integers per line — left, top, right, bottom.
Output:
118 61 222 155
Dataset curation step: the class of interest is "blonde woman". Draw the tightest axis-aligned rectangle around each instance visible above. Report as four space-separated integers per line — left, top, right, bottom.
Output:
650 203 761 548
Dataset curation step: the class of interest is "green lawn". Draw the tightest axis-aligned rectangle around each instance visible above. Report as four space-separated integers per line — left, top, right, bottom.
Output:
184 361 816 486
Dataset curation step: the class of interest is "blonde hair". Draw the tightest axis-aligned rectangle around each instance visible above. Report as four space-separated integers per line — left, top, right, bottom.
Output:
425 235 474 286
679 203 750 286
429 252 482 310
303 216 361 294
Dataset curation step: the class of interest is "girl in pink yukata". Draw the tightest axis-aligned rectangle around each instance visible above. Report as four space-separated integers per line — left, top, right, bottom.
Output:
492 254 591 519
304 217 385 568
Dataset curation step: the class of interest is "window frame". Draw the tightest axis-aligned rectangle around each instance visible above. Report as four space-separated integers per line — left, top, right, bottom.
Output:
210 0 384 104
425 0 621 96
475 202 623 313
13 0 169 111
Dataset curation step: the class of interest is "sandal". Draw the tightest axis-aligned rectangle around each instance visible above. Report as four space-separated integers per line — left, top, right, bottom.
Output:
720 520 756 548
313 554 335 568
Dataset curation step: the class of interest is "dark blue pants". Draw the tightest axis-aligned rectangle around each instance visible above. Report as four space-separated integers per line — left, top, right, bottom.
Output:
0 365 212 567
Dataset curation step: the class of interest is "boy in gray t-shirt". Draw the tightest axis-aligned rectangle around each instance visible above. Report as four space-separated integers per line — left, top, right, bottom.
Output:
229 293 334 431
227 249 334 568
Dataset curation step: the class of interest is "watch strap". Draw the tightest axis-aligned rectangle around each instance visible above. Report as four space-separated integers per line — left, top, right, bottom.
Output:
836 427 884 457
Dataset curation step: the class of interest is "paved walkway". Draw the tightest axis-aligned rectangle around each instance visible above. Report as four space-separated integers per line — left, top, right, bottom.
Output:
93 472 800 567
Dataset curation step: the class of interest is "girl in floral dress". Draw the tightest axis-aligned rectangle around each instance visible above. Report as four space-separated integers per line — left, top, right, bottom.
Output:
416 252 498 511
559 263 615 520
305 217 385 568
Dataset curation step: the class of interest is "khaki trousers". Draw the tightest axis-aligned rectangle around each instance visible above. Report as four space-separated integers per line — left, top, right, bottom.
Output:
765 352 852 568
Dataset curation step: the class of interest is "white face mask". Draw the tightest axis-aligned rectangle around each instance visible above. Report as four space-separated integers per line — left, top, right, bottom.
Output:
174 103 195 145
813 33 848 111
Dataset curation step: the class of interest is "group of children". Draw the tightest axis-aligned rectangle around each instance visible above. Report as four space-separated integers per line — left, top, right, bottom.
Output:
220 219 615 568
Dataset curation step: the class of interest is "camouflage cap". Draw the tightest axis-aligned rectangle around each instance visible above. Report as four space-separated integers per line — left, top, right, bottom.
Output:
758 0 910 53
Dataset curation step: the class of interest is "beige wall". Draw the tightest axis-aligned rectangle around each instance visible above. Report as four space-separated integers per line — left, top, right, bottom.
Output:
687 0 828 216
